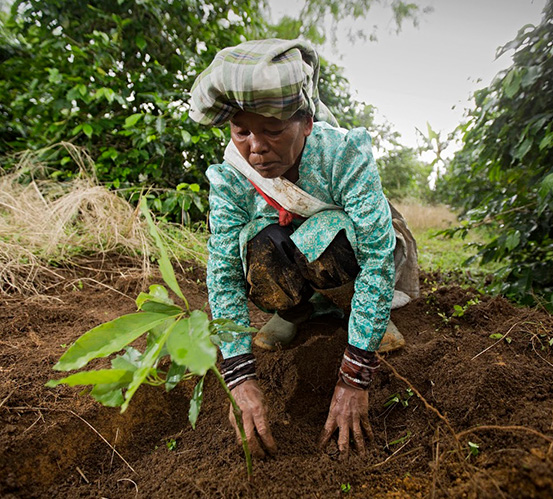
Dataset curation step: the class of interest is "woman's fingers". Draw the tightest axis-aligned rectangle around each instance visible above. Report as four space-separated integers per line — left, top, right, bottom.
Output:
255 416 277 455
319 414 337 450
352 419 366 456
361 412 374 443
337 420 350 456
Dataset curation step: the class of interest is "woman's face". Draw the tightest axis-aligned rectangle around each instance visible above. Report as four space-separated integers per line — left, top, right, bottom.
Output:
229 111 313 181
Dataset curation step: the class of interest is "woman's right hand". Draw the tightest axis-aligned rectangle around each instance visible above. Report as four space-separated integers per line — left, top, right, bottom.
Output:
229 379 277 458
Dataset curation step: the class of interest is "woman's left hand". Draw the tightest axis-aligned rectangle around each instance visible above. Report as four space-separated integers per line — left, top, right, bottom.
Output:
319 379 373 456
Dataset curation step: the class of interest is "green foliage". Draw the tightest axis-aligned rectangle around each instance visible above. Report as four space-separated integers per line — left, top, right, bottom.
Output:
47 198 256 476
270 0 428 46
377 146 432 201
0 0 264 220
440 1 553 310
383 388 414 409
467 441 480 459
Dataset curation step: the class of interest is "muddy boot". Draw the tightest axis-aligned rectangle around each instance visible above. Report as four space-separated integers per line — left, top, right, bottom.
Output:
254 313 298 351
377 320 405 353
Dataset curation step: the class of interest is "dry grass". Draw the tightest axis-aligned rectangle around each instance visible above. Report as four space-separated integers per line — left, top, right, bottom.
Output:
0 143 155 295
392 201 458 231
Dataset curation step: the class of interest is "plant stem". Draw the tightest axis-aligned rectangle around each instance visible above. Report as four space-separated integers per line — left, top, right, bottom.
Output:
210 366 253 479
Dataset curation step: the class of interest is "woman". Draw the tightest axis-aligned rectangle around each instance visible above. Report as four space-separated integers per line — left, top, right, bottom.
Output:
190 39 419 458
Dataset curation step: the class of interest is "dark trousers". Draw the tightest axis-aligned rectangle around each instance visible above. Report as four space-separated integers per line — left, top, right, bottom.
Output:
246 224 360 322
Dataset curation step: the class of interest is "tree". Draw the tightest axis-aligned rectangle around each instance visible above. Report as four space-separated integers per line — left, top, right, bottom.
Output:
441 0 553 309
269 0 430 46
377 146 431 201
0 0 263 220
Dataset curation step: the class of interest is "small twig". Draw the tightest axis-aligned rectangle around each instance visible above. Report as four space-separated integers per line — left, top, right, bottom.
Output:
117 478 139 497
457 425 553 444
431 426 440 499
0 340 19 349
76 466 89 484
368 445 421 470
471 322 522 361
110 428 119 472
63 277 136 302
22 412 43 435
69 410 137 475
0 390 16 409
1 405 137 474
376 354 461 452
530 336 553 369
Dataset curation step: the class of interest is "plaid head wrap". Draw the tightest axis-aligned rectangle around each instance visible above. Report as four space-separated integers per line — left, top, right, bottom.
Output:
189 38 338 126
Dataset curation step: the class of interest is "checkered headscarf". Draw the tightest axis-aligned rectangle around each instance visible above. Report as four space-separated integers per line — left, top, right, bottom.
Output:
189 38 338 126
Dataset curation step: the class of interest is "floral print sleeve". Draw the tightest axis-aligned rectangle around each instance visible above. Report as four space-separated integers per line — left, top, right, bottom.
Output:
206 164 253 358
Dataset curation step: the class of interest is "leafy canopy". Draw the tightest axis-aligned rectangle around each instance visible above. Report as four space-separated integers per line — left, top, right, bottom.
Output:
0 0 263 220
441 0 553 310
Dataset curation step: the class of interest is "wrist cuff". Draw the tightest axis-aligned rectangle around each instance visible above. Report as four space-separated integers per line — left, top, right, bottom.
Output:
339 344 380 390
220 353 257 390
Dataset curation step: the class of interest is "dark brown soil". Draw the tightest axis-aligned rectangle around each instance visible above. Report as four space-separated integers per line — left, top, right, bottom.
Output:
1 257 552 498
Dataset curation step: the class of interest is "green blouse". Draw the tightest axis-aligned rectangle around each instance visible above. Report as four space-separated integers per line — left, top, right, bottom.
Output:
206 122 396 359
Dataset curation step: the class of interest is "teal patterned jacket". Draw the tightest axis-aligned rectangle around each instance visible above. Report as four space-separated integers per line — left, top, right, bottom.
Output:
206 122 396 359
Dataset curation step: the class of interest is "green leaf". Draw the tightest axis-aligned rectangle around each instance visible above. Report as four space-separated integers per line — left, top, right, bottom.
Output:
140 301 183 315
166 311 216 375
139 198 187 305
468 441 480 457
539 173 553 197
514 138 532 159
155 117 166 135
539 132 553 151
124 113 143 128
211 127 225 139
189 376 205 429
83 124 93 138
54 312 172 371
135 35 147 51
489 333 504 340
180 130 192 145
165 362 187 392
503 69 521 99
90 383 125 407
121 320 178 412
505 230 521 251
46 369 133 388
111 347 142 371
136 285 183 315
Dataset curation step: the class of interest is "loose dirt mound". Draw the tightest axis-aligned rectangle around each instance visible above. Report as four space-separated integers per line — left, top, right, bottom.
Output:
1 257 552 498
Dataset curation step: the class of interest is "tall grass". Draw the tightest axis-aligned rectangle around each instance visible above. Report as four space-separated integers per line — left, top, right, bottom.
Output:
0 143 206 295
393 200 498 276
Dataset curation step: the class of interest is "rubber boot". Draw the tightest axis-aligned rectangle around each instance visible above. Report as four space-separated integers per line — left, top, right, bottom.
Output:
253 313 299 351
377 319 405 353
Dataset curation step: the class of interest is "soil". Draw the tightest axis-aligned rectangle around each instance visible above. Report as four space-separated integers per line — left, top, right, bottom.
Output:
1 256 552 498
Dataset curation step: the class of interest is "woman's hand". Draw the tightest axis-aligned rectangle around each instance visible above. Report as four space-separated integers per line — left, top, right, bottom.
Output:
229 379 277 458
319 379 373 456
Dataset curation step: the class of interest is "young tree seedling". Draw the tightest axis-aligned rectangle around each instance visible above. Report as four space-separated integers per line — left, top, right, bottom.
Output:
47 197 256 478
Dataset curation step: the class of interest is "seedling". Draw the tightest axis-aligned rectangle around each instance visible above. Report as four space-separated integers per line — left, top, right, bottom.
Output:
166 438 177 451
489 333 512 344
383 388 414 409
467 441 480 459
47 198 256 478
452 298 480 318
340 483 351 494
387 430 412 448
